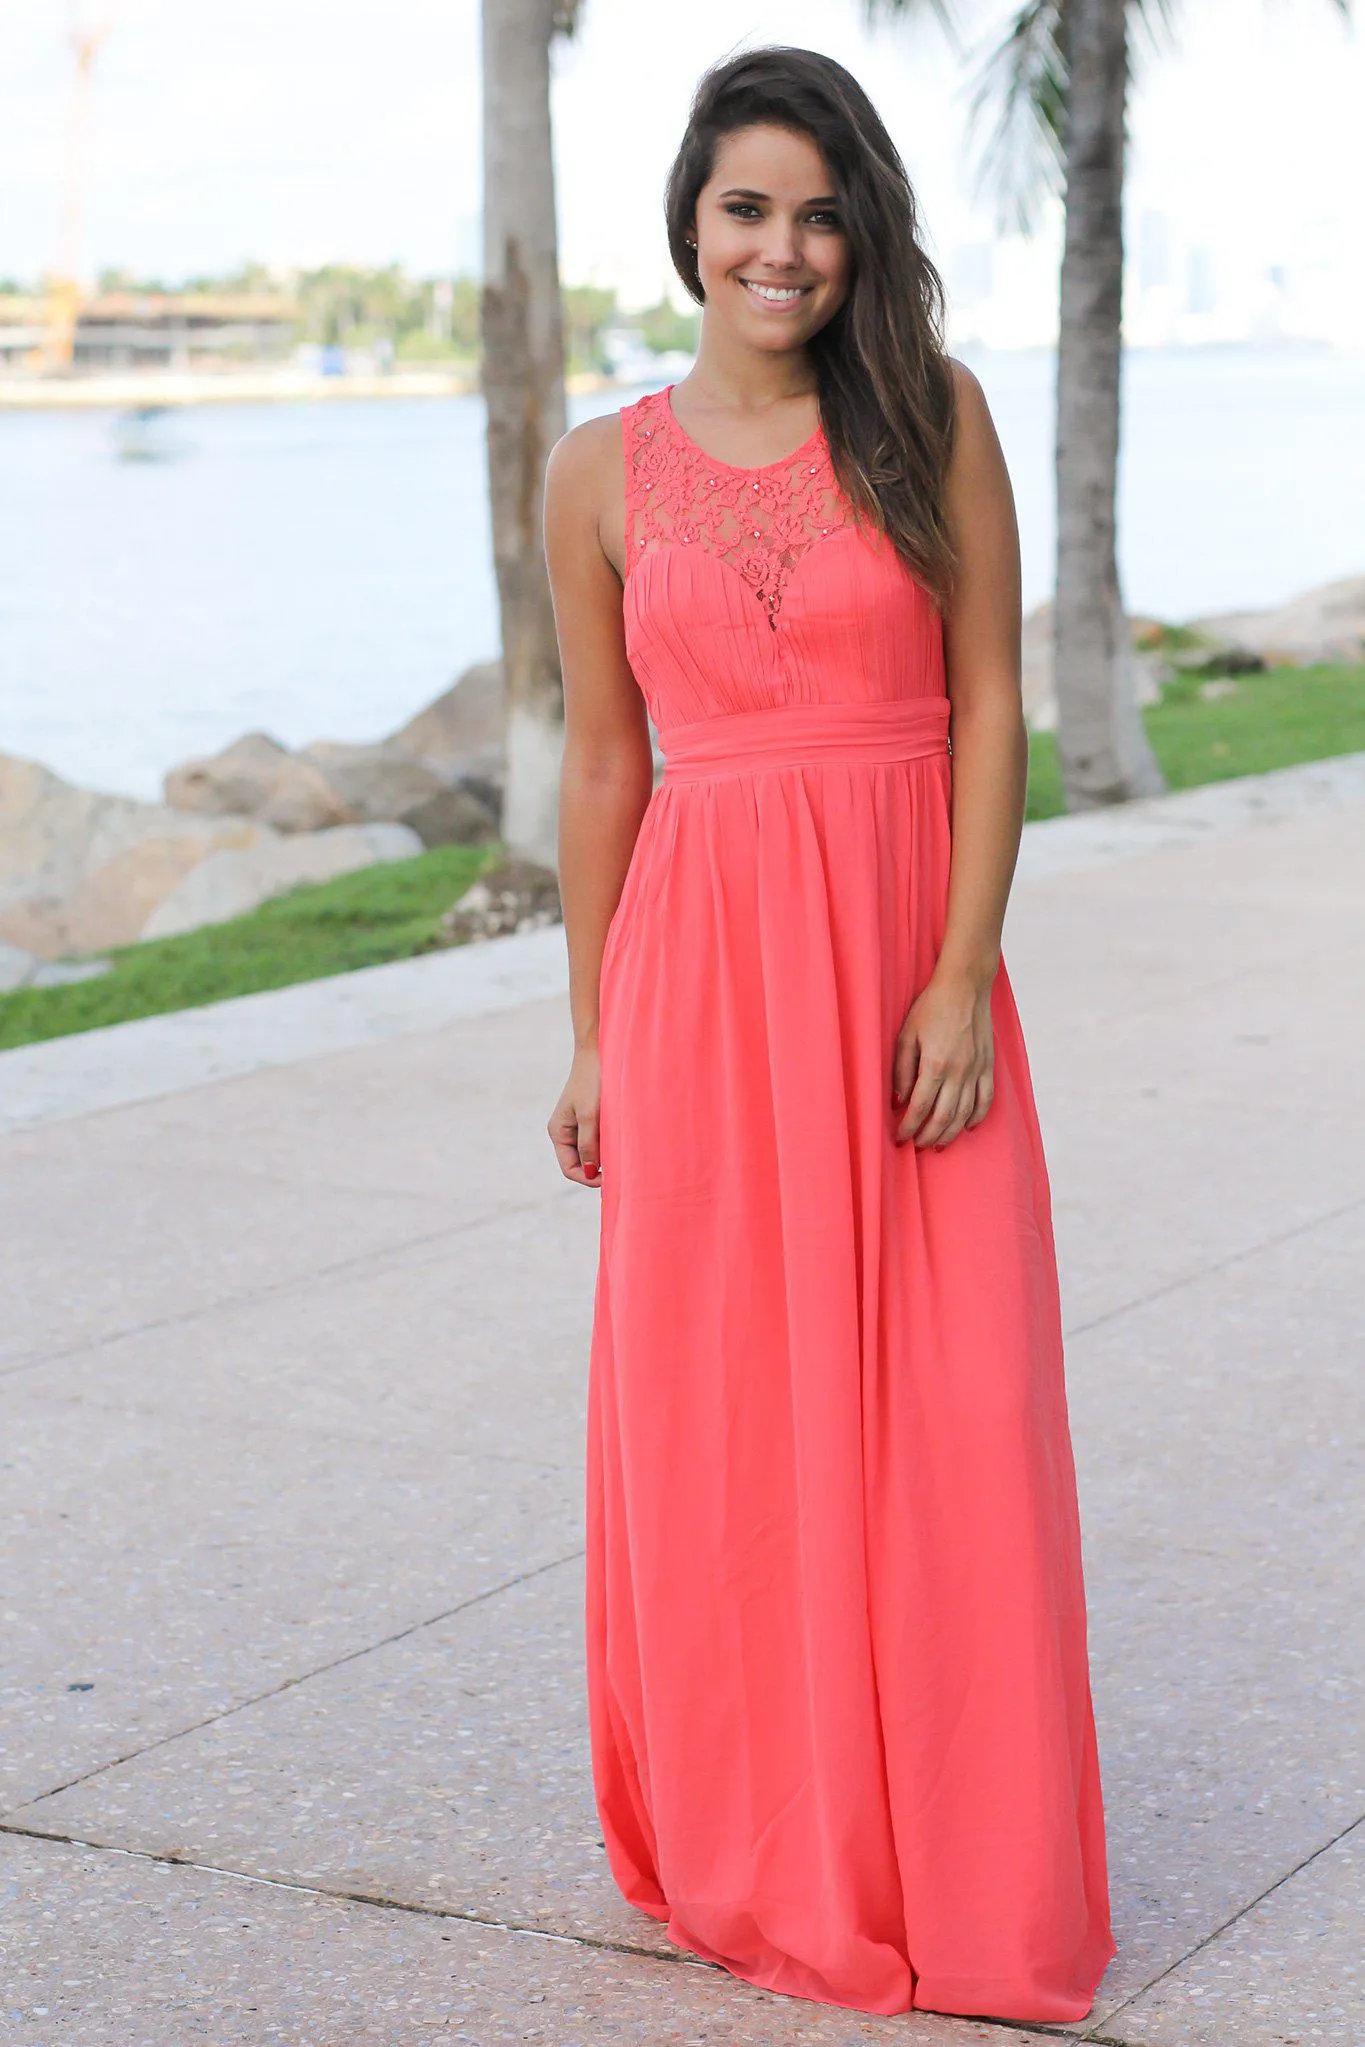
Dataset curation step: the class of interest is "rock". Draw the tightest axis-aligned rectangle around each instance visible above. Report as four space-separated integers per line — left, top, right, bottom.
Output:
0 941 38 992
164 731 356 834
402 775 502 847
0 942 103 993
1189 573 1365 668
299 662 508 847
437 856 562 945
140 822 424 941
297 745 502 848
386 660 506 767
29 957 113 988
157 664 508 855
0 751 275 959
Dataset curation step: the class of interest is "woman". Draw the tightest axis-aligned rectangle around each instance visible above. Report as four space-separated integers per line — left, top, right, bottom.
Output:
543 45 1116 2025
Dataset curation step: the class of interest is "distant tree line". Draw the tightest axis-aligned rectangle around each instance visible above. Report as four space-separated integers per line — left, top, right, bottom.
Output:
77 263 697 374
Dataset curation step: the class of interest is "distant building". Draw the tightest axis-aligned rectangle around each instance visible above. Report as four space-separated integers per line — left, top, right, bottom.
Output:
0 292 297 372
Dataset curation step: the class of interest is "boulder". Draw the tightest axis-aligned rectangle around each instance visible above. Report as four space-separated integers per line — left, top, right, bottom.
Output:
164 731 355 833
1189 573 1365 668
386 660 506 767
0 751 274 959
141 822 423 941
298 744 501 847
437 856 562 945
0 941 37 992
158 664 509 852
0 944 113 992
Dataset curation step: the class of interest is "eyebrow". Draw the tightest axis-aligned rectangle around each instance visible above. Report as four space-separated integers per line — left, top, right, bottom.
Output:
716 187 840 206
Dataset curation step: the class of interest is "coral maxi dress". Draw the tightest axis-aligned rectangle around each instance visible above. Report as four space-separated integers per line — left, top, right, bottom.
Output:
585 384 1115 2023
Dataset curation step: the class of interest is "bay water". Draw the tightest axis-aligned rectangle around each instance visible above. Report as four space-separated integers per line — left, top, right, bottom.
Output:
3 344 1362 802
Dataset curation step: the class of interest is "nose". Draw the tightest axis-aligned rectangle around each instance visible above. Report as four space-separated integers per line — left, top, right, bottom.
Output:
758 217 802 270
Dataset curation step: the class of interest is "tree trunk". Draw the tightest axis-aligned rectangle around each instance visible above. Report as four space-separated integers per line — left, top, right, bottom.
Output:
481 0 568 867
1054 0 1165 808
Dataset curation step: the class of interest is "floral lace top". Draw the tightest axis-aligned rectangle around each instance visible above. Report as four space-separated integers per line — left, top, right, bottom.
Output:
623 385 853 631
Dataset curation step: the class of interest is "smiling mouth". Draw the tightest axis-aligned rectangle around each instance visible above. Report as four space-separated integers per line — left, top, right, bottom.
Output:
738 279 814 304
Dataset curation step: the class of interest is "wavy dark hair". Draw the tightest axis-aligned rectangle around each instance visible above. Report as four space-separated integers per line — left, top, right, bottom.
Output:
665 47 959 608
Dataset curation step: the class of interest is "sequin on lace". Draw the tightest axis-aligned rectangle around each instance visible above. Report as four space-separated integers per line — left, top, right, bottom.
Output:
624 386 853 630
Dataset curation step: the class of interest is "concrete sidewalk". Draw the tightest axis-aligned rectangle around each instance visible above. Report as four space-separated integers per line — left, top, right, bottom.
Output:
3 766 1363 2044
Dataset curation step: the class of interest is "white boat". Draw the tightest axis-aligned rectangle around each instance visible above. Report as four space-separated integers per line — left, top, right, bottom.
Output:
112 404 187 462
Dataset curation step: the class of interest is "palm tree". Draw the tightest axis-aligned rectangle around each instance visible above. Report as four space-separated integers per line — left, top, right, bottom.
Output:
1051 0 1169 804
875 0 1352 808
871 0 1166 806
480 0 581 865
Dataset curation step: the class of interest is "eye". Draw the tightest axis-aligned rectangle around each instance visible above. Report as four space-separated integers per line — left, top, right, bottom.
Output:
723 201 762 220
807 210 842 230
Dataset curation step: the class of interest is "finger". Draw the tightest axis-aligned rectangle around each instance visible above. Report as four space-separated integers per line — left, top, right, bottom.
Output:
891 1032 920 1112
578 1111 602 1183
895 1071 943 1146
913 1079 971 1149
901 1061 949 1137
928 1088 977 1150
965 1071 995 1129
548 1112 597 1186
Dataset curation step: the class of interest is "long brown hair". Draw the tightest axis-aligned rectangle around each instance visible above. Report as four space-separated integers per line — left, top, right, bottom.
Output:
665 47 959 608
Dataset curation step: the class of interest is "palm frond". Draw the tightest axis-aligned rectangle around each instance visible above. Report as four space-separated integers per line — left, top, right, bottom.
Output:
863 0 970 68
962 0 1068 237
1128 0 1181 66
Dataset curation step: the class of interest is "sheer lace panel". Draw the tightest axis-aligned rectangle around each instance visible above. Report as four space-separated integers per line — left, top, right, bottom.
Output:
624 386 852 629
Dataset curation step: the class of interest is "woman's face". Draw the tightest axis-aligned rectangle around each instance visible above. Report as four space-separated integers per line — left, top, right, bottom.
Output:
690 123 851 353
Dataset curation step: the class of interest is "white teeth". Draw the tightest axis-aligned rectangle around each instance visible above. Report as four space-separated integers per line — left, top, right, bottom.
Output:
742 281 807 302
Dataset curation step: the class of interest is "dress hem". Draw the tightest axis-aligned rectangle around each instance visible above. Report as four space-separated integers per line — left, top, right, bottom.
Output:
624 1893 1117 2026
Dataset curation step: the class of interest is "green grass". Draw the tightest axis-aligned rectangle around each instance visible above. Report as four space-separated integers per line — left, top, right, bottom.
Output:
4 660 1364 1054
1026 660 1365 822
0 840 498 1052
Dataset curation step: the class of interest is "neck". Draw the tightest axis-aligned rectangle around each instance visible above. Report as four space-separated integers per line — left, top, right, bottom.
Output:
685 314 817 413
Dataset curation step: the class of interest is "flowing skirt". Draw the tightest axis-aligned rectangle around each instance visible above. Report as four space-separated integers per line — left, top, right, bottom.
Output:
586 739 1115 2022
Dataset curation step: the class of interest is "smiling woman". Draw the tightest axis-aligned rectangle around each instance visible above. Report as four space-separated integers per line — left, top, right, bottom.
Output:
664 50 958 609
543 44 1116 2027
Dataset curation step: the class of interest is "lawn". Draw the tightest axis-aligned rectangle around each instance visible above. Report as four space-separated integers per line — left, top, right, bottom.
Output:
0 841 496 1051
3 659 1363 1053
1024 660 1365 821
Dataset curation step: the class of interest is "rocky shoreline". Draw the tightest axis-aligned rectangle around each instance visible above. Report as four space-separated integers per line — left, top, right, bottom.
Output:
2 572 1361 984
0 660 509 978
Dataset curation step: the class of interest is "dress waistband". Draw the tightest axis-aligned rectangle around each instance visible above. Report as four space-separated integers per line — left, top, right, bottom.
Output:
658 696 951 783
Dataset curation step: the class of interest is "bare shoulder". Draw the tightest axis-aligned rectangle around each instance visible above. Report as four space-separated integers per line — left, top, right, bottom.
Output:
944 356 1012 514
947 353 985 404
545 411 627 579
946 356 999 452
545 410 623 498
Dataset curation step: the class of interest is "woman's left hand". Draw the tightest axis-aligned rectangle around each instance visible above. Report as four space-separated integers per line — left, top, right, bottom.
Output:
891 967 996 1150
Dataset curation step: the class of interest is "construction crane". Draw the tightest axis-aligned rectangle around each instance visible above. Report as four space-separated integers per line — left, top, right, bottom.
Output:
43 8 112 373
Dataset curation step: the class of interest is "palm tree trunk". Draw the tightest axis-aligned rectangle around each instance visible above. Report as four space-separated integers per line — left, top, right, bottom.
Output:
481 0 568 866
1054 0 1165 807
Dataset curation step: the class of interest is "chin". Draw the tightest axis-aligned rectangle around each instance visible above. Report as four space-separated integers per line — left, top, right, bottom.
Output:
749 325 814 355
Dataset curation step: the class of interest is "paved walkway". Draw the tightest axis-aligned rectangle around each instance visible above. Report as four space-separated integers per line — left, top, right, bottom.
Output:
3 760 1363 2044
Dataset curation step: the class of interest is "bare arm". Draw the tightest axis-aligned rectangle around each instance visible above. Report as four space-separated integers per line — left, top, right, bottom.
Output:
892 359 1028 1150
542 413 655 1186
937 359 1028 985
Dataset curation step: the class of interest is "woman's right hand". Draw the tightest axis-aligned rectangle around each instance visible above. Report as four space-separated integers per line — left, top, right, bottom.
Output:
548 1043 603 1187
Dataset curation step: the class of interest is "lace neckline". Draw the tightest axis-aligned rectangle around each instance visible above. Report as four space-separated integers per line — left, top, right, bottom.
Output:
623 384 852 629
662 384 825 477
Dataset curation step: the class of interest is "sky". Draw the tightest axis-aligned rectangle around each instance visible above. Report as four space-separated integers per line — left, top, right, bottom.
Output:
1 0 1362 342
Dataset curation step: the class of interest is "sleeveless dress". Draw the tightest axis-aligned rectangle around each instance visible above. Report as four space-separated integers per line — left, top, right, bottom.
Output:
584 384 1116 2023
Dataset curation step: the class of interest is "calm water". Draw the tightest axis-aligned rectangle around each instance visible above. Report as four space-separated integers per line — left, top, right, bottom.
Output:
3 345 1363 801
